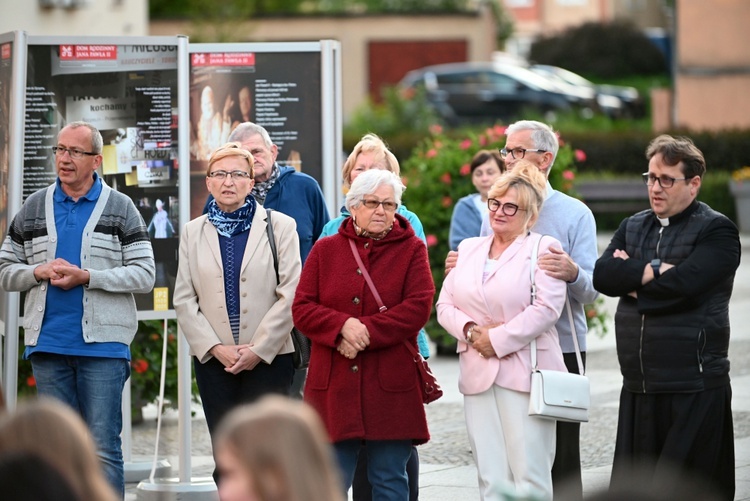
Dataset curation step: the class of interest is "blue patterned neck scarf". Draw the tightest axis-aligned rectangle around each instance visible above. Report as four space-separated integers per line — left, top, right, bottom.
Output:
207 196 256 237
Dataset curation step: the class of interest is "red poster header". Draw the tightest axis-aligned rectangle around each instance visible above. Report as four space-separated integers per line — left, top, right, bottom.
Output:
1 44 10 60
59 45 118 61
191 52 255 67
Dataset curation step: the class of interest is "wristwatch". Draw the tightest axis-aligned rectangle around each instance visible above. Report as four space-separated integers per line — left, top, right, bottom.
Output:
650 259 661 279
466 323 476 342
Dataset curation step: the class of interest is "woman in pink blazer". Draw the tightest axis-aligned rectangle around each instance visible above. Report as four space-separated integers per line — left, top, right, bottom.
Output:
437 161 567 501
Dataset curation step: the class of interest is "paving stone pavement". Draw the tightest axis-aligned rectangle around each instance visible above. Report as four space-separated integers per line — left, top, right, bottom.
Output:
125 233 750 500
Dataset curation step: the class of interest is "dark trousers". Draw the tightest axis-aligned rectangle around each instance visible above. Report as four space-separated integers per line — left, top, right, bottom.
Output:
193 354 294 482
610 384 735 501
353 444 419 501
552 351 585 501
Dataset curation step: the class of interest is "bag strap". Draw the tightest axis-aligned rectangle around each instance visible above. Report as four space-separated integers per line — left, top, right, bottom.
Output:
529 236 585 376
265 208 280 286
348 239 387 313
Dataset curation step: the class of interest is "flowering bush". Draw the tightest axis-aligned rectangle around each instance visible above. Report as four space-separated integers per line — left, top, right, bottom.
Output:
16 320 199 420
400 124 609 348
731 166 750 183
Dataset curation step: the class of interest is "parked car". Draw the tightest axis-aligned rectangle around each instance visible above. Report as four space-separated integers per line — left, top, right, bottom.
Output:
529 64 645 118
399 62 591 125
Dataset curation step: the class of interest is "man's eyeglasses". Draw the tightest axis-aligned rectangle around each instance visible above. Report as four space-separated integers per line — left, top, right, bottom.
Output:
487 199 525 216
361 198 398 212
52 146 98 159
500 147 547 160
642 173 688 189
207 170 252 180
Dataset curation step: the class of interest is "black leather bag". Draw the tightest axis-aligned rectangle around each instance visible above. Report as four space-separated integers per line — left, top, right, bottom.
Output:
266 209 310 370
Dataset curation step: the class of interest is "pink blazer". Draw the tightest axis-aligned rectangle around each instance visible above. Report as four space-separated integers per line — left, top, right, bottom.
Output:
437 232 567 395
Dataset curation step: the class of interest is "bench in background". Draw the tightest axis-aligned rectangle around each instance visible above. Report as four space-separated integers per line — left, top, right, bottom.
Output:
575 179 650 214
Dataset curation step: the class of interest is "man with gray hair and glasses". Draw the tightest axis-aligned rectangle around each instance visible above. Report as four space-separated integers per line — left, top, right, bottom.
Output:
0 121 155 497
446 120 598 499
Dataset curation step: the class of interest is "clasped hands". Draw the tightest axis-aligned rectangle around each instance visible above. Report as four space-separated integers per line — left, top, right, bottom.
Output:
466 322 502 359
34 258 90 290
210 344 261 374
337 317 370 360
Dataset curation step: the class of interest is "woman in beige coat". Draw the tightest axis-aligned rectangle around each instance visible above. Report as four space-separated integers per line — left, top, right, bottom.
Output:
174 142 301 481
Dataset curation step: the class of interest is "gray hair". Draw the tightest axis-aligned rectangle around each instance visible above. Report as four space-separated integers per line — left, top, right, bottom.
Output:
505 120 559 167
228 122 274 149
345 169 405 212
60 121 103 154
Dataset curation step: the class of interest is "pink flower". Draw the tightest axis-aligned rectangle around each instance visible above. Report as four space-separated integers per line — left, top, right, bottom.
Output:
479 135 488 146
494 125 507 136
401 176 409 186
426 234 438 247
460 139 472 150
26 376 36 387
459 164 471 176
574 149 587 162
440 172 452 184
429 124 443 135
426 149 437 159
562 170 575 181
441 196 453 208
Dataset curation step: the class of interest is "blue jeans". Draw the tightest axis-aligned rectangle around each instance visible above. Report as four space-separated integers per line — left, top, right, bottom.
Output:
30 353 130 497
335 439 412 501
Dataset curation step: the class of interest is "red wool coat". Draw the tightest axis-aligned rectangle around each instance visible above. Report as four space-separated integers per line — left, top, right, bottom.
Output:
293 214 435 445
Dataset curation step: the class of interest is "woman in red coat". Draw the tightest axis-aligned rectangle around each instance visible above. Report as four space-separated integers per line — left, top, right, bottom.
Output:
293 169 435 499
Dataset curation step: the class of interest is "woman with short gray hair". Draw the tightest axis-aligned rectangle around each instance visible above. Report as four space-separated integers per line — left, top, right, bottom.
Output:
293 169 435 500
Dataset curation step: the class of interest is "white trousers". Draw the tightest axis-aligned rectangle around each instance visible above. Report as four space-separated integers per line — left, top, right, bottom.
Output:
464 385 556 501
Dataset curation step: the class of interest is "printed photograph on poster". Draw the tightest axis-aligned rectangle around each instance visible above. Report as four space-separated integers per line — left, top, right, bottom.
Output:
0 41 12 241
23 43 180 311
189 50 323 218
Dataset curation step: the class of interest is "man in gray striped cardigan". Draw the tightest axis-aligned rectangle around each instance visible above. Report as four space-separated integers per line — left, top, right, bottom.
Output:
0 121 155 497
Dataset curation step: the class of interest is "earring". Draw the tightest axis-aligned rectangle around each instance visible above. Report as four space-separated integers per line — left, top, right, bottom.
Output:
352 214 357 223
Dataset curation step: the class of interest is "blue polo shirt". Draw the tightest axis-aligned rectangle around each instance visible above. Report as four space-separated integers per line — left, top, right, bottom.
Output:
25 174 130 360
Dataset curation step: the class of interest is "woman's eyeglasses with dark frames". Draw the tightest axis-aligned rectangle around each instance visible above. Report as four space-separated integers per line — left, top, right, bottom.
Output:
487 199 525 216
207 170 252 180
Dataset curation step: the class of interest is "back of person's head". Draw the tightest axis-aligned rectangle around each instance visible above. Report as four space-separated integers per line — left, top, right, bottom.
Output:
215 396 343 501
506 120 559 166
0 399 117 501
342 133 400 187
0 451 81 501
488 159 547 229
645 134 706 179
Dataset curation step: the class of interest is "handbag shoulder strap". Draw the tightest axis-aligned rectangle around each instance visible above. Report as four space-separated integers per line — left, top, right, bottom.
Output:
347 239 386 313
265 208 280 286
529 235 585 375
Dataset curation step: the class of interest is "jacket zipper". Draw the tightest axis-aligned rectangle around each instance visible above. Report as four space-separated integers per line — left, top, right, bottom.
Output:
697 329 706 373
639 314 646 393
640 226 665 393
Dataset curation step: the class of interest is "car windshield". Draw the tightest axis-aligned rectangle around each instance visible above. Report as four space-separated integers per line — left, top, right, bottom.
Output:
533 65 595 89
495 64 562 92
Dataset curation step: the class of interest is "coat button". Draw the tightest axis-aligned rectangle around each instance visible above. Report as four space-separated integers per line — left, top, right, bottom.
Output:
364 243 369 249
351 365 359 373
352 297 360 304
356 268 362 275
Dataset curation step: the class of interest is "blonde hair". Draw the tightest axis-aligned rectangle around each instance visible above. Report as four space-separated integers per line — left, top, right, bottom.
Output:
488 159 547 230
0 399 118 501
206 142 254 178
342 133 400 188
215 396 343 501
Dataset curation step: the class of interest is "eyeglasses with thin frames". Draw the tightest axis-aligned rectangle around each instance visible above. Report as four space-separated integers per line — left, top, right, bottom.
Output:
500 147 547 160
642 172 689 189
361 198 398 212
52 146 98 159
207 170 252 181
487 199 525 216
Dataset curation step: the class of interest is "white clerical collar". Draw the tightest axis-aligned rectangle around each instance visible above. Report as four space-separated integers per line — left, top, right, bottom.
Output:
657 216 670 227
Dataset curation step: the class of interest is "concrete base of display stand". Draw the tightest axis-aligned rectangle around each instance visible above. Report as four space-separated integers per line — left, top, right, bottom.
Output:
136 477 217 501
125 458 172 483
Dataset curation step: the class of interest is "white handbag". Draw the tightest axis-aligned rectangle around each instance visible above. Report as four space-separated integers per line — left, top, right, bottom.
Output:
527 235 590 423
